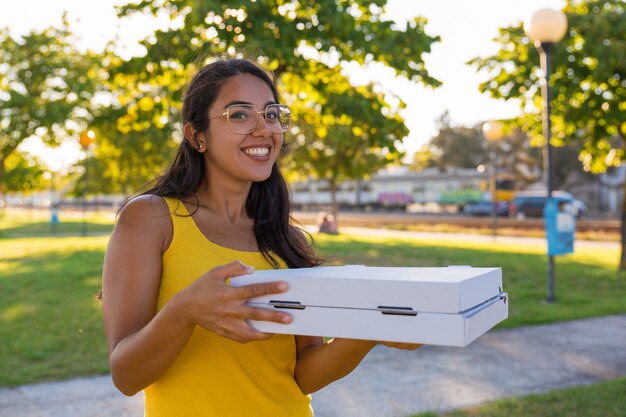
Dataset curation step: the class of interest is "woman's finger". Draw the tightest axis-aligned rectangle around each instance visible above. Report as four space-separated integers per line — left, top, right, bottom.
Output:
243 305 292 324
234 281 289 300
209 260 255 282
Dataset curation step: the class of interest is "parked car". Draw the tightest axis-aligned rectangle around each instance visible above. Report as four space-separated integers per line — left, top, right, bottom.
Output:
509 192 587 219
462 201 510 216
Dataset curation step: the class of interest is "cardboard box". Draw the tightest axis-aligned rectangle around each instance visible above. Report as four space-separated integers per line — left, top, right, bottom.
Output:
230 265 508 347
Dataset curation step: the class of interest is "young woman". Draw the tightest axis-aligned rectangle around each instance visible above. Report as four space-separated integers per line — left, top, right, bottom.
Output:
101 58 419 417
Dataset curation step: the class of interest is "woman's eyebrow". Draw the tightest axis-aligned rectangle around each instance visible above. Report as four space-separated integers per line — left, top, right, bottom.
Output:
221 100 278 109
221 100 251 109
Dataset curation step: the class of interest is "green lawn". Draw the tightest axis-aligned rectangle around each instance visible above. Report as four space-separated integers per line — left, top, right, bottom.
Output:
0 235 111 386
0 208 115 237
411 377 626 417
313 232 625 328
0 210 624 394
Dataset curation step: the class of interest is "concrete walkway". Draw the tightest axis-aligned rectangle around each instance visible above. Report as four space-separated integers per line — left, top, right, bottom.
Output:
2 314 625 417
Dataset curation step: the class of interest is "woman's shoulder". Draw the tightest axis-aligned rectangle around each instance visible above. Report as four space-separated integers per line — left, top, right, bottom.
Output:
116 194 172 232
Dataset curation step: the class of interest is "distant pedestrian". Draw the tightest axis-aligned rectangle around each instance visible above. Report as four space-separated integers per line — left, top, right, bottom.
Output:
317 211 338 234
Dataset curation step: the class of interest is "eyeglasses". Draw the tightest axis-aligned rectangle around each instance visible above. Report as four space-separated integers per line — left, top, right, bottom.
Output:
209 104 291 135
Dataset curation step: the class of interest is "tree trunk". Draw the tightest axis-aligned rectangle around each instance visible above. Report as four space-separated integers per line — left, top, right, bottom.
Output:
0 157 6 236
0 156 6 203
619 132 626 271
330 179 339 232
619 181 626 271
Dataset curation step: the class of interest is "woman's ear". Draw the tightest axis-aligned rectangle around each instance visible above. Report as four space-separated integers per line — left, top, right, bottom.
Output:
183 122 205 152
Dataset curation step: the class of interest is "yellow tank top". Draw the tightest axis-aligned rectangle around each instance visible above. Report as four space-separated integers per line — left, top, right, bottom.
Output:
143 197 313 417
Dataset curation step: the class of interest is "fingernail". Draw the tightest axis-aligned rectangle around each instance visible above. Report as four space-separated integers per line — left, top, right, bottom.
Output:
277 282 288 291
281 315 292 324
245 265 255 273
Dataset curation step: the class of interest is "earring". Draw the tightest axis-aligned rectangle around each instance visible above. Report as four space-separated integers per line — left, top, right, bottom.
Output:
198 144 204 150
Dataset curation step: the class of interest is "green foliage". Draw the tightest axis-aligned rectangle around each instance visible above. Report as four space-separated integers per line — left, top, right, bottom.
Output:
496 128 542 189
113 0 440 205
412 113 543 191
409 143 434 172
79 46 185 195
0 17 103 193
467 0 626 174
2 152 47 193
427 111 488 170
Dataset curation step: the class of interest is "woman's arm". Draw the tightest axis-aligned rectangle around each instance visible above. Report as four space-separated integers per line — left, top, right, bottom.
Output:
102 196 291 396
294 336 376 394
294 336 422 394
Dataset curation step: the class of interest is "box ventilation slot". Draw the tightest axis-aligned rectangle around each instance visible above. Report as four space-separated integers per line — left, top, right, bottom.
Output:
377 306 418 316
269 300 306 310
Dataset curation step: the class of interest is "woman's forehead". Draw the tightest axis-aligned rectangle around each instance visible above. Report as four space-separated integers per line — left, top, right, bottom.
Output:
214 73 275 109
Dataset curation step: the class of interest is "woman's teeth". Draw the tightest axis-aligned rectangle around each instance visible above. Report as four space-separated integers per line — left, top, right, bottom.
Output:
244 147 269 157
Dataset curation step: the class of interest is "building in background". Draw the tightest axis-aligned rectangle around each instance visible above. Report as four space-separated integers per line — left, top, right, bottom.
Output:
290 166 621 217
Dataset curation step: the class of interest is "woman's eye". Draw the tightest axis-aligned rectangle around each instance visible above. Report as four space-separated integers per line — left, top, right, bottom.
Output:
229 111 249 120
265 111 279 120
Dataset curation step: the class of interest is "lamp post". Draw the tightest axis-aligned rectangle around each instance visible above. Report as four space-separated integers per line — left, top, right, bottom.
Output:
482 121 504 241
524 8 567 302
79 129 96 237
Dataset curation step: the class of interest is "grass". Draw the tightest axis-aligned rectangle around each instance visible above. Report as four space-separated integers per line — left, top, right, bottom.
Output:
0 235 111 386
0 209 624 390
0 207 115 237
347 221 619 242
313 232 625 328
410 377 626 417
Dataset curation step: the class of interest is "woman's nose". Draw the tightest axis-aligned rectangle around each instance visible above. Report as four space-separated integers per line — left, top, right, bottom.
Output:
251 114 272 136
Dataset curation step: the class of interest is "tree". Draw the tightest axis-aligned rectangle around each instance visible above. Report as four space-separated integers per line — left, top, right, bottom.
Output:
426 111 488 171
87 71 180 196
0 17 102 198
497 128 542 191
413 113 542 192
114 0 441 221
409 143 434 172
2 151 47 193
467 0 626 266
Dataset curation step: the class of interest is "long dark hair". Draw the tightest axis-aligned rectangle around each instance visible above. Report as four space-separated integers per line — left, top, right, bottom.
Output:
138 58 321 269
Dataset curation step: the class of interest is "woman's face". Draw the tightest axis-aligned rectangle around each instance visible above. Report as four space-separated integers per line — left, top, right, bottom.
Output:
202 73 284 184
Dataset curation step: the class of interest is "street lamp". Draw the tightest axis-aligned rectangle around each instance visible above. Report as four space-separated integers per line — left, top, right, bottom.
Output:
524 8 567 302
482 121 504 241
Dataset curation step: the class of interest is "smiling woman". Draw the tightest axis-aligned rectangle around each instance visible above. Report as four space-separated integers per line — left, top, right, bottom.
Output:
100 57 420 417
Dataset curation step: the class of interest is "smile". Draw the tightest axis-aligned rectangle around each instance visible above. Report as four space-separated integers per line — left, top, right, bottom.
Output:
242 147 270 157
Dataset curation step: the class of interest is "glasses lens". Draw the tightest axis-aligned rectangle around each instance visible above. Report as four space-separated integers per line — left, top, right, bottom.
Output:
265 104 291 133
226 105 257 135
225 104 291 134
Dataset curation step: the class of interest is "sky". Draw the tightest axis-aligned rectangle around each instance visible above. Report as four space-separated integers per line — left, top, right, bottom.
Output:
1 0 566 171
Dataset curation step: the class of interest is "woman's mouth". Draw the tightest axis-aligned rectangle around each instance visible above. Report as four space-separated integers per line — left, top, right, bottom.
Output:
242 147 270 157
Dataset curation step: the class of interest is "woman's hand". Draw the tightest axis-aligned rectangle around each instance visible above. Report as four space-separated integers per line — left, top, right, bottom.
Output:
172 260 292 343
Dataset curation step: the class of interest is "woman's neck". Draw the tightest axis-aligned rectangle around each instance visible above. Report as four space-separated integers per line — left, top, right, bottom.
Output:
193 180 252 225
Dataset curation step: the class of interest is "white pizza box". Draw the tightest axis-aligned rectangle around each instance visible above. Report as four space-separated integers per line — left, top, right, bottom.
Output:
230 265 508 347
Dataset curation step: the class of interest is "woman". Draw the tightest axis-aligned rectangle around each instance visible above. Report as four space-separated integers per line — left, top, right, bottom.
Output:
101 58 418 417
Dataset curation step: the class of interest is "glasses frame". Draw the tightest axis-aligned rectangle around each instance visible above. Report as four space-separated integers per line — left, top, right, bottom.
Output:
208 103 291 135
